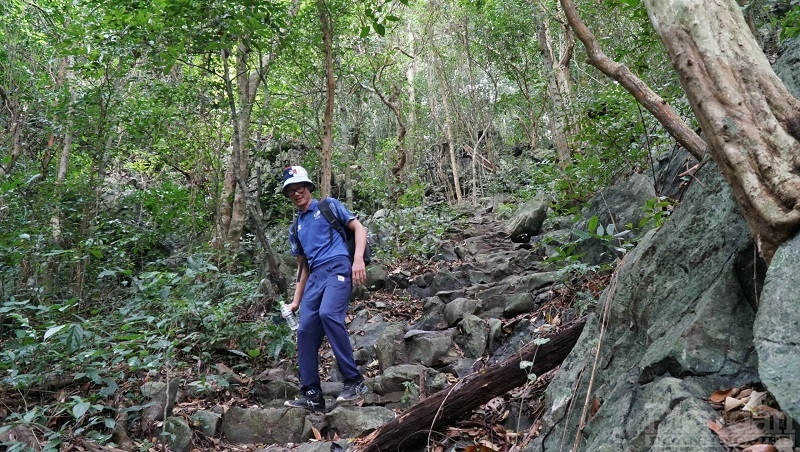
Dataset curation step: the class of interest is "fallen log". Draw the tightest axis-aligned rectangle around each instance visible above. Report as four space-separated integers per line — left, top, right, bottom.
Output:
357 317 587 451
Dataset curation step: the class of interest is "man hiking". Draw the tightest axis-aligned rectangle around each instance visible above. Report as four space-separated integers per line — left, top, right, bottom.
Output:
281 165 368 411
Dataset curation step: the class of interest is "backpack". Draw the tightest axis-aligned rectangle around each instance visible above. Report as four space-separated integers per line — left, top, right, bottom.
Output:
292 198 371 265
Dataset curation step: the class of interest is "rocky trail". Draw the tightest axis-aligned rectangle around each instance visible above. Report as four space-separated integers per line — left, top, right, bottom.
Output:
129 158 800 452
123 199 607 452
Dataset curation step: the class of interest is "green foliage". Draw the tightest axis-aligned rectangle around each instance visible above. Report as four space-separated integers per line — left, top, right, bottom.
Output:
639 196 674 229
485 157 561 202
770 0 800 41
370 204 453 261
573 290 599 317
0 250 295 446
396 181 427 208
401 380 419 403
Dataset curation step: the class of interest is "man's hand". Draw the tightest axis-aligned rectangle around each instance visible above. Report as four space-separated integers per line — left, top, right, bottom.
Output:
352 257 366 287
288 299 300 313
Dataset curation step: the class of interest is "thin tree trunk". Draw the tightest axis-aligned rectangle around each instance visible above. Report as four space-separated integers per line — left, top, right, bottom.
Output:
406 23 418 174
434 60 463 203
372 62 407 198
559 0 708 161
0 85 23 178
644 0 800 262
534 2 575 169
213 0 299 257
215 49 247 255
318 0 335 198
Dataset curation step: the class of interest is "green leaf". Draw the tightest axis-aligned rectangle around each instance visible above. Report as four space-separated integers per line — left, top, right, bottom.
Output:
44 324 67 340
372 21 385 36
573 229 591 240
605 224 615 236
65 324 85 353
360 26 370 38
385 15 400 22
596 225 605 236
587 216 599 234
228 349 249 358
73 401 91 419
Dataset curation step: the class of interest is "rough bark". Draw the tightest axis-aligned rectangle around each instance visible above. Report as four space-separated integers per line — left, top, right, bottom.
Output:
357 318 587 451
318 0 335 198
644 0 800 261
559 0 708 162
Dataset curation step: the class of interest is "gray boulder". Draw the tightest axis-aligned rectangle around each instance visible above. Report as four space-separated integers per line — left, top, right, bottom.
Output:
326 406 396 438
531 163 759 451
754 231 800 420
163 416 193 452
506 194 550 243
221 406 311 445
575 172 657 264
774 37 800 98
404 328 460 367
457 315 488 358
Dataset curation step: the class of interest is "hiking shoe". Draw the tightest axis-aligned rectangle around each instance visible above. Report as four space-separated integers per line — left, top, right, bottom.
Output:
337 378 367 402
285 389 325 411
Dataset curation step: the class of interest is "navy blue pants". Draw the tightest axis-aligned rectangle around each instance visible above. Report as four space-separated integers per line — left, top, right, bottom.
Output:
296 256 360 391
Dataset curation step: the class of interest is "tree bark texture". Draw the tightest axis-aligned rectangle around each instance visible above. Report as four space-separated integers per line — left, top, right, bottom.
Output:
357 318 586 451
318 0 335 199
644 0 800 261
559 0 708 162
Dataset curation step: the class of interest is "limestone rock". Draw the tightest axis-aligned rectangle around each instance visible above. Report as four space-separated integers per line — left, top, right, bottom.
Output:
754 232 800 421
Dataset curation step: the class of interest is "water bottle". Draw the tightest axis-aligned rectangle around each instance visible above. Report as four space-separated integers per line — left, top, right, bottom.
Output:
281 304 299 331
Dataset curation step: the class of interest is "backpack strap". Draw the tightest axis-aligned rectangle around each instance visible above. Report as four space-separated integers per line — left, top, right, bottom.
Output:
318 197 347 242
290 216 306 282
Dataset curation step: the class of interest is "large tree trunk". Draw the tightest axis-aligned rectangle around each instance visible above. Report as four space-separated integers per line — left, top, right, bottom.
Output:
357 318 587 451
643 0 800 262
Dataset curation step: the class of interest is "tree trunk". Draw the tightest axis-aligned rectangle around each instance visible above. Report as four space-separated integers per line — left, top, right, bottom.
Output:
357 318 587 451
434 60 463 203
318 0 335 199
559 0 708 162
372 62 407 199
212 0 299 257
406 23 418 174
0 85 23 178
535 3 575 169
643 0 800 262
214 49 248 255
